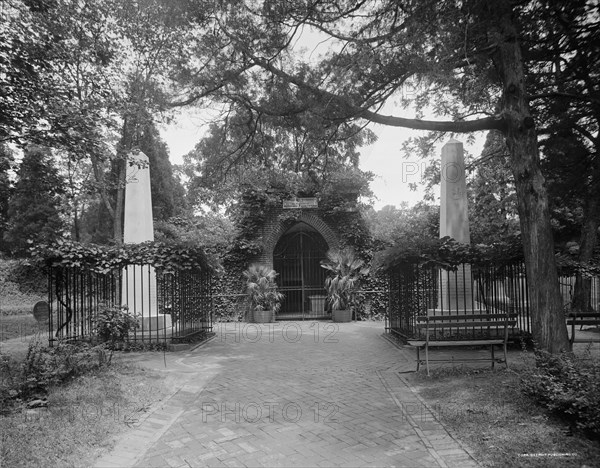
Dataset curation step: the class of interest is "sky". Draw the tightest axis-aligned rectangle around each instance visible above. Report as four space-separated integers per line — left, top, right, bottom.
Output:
160 112 487 211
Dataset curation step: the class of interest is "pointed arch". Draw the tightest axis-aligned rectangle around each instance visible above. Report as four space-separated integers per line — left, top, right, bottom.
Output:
260 212 339 267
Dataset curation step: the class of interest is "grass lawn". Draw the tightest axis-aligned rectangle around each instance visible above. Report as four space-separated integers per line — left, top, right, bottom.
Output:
1 269 47 342
0 314 47 342
406 362 600 467
1 354 168 468
1 256 47 341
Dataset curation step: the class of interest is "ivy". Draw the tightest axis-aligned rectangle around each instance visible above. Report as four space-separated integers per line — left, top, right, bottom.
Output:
555 254 600 277
375 235 525 272
30 239 218 274
226 168 374 264
376 235 600 276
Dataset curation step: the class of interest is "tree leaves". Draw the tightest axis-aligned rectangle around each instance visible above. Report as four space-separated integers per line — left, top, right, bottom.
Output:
31 239 217 274
375 235 600 276
375 236 525 273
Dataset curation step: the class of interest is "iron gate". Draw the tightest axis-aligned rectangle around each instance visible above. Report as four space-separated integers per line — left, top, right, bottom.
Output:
273 223 329 319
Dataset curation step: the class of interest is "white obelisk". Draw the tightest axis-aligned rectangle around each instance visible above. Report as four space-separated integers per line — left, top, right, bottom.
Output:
437 139 478 312
122 151 171 329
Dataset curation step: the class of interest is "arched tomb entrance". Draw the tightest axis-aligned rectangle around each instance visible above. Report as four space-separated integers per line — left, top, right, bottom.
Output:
273 222 329 320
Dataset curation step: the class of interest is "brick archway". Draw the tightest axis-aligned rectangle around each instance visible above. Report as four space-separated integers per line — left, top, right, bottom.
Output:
259 212 339 267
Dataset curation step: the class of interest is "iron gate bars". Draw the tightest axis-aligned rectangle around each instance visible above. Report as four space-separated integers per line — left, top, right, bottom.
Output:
273 223 329 320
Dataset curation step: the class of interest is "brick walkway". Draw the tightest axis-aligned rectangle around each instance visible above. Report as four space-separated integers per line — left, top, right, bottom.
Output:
95 322 479 468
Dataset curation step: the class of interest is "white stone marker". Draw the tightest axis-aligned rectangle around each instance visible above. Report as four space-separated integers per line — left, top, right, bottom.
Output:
122 151 171 330
440 139 470 243
437 139 478 312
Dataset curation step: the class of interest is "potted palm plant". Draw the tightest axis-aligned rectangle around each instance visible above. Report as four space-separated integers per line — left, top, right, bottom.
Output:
321 248 370 322
243 264 284 323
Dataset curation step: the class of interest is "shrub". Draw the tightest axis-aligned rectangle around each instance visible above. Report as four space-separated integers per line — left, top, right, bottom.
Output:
521 349 600 438
91 304 139 363
0 336 103 413
93 304 138 345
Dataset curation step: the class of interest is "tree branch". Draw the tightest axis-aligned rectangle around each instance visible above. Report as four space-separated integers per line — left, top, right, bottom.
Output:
357 108 504 132
249 55 505 132
529 91 600 105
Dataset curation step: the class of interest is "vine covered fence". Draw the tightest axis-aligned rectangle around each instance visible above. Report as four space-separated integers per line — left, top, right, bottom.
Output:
386 261 531 341
382 235 600 343
48 267 212 346
36 240 215 347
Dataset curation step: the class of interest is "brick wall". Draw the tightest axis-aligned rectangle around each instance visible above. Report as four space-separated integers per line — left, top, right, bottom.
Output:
212 206 373 320
254 208 341 268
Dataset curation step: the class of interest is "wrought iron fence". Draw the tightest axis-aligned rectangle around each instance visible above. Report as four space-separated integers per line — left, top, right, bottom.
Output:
559 274 600 312
386 262 531 341
48 266 212 346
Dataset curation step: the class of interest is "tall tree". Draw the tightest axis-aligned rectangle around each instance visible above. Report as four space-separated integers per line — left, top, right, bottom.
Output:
523 0 599 314
139 121 187 221
2 0 128 246
183 104 374 208
79 121 186 242
365 203 439 248
1 0 121 151
3 146 66 255
2 0 203 243
107 0 209 242
0 145 14 252
468 131 520 244
0 0 60 145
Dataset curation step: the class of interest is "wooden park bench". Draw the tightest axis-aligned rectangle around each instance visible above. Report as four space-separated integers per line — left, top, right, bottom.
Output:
567 311 600 347
407 312 517 376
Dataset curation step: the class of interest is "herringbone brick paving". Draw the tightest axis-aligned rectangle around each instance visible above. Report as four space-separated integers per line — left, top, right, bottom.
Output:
94 322 480 468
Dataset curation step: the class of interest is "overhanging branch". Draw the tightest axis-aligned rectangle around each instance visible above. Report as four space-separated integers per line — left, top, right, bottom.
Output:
250 55 505 133
358 109 504 132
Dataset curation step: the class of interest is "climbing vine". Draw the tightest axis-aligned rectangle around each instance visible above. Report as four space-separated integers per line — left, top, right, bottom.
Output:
211 168 380 320
375 235 600 276
226 167 374 263
375 235 524 272
31 239 218 274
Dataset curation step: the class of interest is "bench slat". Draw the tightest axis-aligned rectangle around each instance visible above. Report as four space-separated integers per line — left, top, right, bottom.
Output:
417 314 517 322
567 320 600 326
415 321 517 329
567 313 600 318
417 358 506 363
407 312 515 375
408 340 505 347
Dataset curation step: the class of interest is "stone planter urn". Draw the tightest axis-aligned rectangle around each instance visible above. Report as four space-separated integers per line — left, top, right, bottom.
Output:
332 309 352 323
252 309 274 323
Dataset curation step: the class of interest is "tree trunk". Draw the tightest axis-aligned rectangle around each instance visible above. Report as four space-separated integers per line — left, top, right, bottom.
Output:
113 116 136 245
90 153 115 219
73 199 80 241
488 0 570 352
572 187 600 312
113 159 125 245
